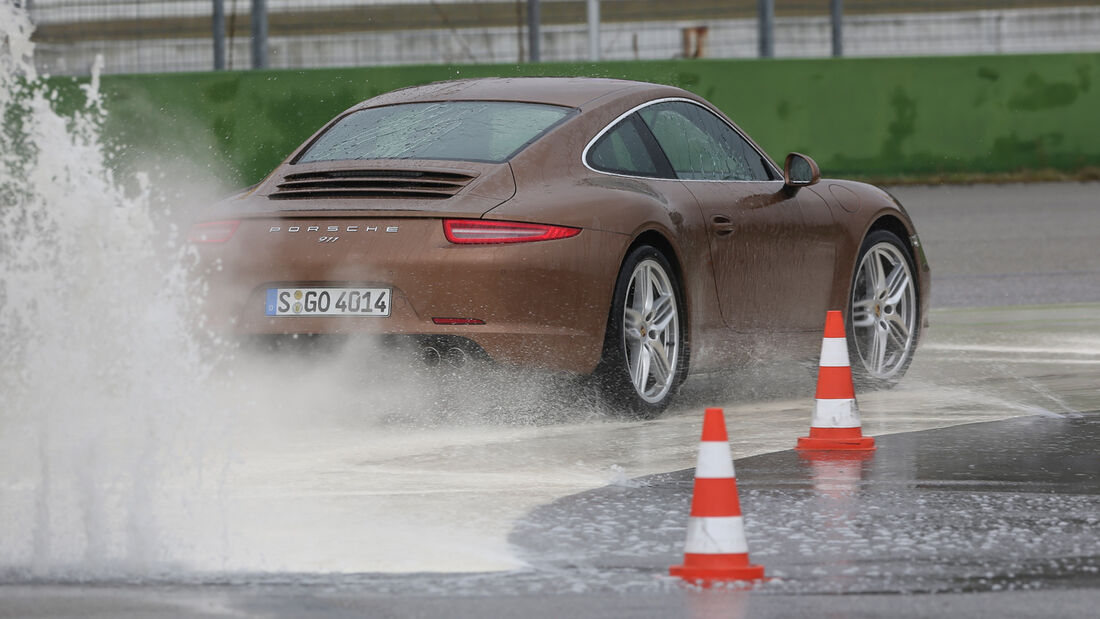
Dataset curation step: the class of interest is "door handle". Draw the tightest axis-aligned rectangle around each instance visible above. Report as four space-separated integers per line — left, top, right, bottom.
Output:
711 214 736 236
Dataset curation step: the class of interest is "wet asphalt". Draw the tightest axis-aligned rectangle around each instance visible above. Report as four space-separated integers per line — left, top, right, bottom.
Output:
513 412 1100 595
3 412 1097 618
889 182 1100 308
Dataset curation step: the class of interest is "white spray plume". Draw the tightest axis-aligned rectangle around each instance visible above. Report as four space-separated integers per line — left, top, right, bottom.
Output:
0 3 231 579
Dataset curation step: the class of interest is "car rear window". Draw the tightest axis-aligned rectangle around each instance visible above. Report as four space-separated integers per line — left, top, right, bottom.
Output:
296 101 572 164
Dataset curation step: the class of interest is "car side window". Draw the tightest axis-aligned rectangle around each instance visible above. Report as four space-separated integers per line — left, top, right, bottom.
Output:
586 116 663 178
639 101 773 181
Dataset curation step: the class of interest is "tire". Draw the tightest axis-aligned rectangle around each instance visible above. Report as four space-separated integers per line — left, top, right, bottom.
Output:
596 245 688 417
847 230 920 389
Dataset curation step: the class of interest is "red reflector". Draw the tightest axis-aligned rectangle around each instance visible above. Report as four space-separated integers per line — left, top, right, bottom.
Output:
443 219 580 244
432 317 486 325
188 220 240 243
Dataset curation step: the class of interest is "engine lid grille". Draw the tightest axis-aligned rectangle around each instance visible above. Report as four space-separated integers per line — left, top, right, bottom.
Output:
270 169 477 200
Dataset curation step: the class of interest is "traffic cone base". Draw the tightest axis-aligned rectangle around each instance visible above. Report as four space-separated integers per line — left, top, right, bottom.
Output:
796 434 876 451
797 425 875 450
670 554 766 582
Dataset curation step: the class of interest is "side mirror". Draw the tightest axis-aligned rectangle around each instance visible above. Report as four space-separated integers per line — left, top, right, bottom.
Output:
783 152 821 188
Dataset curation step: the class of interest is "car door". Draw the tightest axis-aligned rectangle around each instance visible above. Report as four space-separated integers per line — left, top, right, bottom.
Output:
637 100 838 333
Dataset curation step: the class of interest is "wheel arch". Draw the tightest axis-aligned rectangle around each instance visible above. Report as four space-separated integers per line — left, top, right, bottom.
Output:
865 214 916 261
625 230 684 286
861 213 923 305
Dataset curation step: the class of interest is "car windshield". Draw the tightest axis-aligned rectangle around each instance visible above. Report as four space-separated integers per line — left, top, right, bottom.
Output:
297 101 572 164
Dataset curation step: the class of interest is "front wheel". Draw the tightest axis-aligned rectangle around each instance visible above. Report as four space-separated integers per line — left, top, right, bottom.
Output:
848 230 920 389
596 245 687 417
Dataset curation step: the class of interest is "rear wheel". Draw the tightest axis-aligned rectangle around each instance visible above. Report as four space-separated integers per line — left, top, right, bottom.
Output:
848 230 919 388
596 245 687 417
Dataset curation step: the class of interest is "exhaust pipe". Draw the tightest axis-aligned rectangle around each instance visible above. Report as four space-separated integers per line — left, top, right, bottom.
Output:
444 347 469 368
421 345 442 367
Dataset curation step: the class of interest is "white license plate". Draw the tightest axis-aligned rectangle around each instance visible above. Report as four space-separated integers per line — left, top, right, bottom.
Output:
265 288 391 317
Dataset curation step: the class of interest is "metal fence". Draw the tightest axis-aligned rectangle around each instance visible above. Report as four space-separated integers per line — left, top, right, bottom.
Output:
24 1 1100 76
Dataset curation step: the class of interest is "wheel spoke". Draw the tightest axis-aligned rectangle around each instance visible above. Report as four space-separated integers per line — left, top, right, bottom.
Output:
852 298 876 327
868 253 886 293
628 341 641 383
884 268 912 306
649 293 675 333
885 313 910 348
627 335 644 381
853 315 875 328
623 307 644 337
881 261 903 294
633 345 651 392
871 324 888 373
649 340 672 387
633 267 651 315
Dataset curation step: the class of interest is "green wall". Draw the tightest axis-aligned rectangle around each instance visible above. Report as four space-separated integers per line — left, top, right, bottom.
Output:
86 53 1099 186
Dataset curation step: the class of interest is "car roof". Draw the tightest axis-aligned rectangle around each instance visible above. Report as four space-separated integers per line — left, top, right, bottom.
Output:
352 77 673 110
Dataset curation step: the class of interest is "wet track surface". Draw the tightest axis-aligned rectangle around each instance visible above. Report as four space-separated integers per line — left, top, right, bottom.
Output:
516 413 1100 595
892 183 1100 308
2 183 1099 617
3 414 1097 618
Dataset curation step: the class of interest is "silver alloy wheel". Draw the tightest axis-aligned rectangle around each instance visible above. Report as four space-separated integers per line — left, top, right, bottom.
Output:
621 258 680 404
850 241 917 380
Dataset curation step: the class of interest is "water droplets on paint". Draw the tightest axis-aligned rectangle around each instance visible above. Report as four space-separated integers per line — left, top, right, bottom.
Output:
0 5 230 578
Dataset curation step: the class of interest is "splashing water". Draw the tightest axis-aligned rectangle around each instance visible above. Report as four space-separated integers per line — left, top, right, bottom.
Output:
0 7 607 579
0 4 231 578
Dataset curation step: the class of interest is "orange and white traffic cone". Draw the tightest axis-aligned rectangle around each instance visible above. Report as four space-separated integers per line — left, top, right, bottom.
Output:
670 408 766 584
796 310 876 451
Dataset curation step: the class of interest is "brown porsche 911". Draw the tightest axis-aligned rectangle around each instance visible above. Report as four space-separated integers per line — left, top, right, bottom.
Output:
190 77 930 415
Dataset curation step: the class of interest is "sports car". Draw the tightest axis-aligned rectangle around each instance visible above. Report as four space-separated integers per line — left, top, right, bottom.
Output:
190 77 930 415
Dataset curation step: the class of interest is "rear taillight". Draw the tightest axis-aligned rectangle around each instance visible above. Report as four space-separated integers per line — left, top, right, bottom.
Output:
432 317 486 325
443 219 580 244
188 220 240 243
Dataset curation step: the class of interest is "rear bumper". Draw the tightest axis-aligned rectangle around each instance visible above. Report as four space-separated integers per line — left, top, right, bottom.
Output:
194 216 629 374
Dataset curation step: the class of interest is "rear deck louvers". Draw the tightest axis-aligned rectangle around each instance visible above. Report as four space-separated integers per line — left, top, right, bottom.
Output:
270 169 477 200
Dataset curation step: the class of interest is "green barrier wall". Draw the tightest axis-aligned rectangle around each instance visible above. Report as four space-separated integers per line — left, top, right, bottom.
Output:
88 53 1099 186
